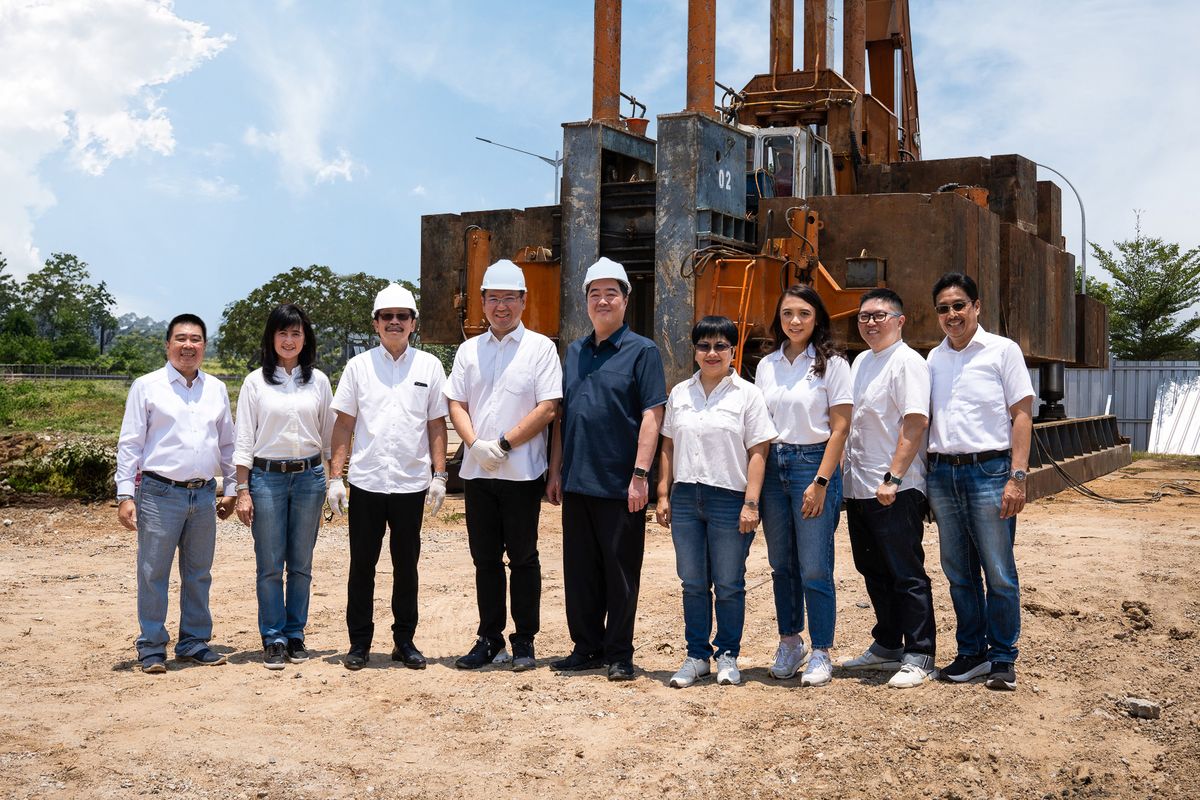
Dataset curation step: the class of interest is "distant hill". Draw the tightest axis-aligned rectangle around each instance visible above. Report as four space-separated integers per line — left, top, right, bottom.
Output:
116 313 166 337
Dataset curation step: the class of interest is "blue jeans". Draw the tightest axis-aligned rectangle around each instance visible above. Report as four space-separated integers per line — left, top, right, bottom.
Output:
670 482 755 660
760 442 842 649
927 456 1020 663
250 464 326 645
135 477 218 659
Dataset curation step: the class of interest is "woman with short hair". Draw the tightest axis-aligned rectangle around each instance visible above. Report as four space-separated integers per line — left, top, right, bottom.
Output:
234 304 334 669
656 316 777 688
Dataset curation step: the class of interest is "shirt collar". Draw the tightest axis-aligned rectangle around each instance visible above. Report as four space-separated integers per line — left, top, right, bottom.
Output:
770 342 816 363
686 369 736 392
587 323 629 350
486 321 526 346
940 324 990 353
273 365 298 382
166 361 204 387
374 344 410 364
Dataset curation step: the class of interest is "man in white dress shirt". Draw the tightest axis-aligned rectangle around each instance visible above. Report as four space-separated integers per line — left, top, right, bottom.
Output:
839 288 937 689
445 260 562 672
328 283 449 671
926 272 1034 692
116 314 237 674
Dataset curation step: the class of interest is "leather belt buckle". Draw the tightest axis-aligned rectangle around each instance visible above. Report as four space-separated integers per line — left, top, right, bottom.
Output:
283 460 305 473
183 478 206 489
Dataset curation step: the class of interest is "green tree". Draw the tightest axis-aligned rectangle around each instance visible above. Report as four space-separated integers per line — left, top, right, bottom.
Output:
99 331 166 375
0 254 18 322
1089 214 1200 360
219 265 413 376
22 253 118 359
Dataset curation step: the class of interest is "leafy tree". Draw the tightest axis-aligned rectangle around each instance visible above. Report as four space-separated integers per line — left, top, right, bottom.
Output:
219 265 413 376
1088 214 1200 360
100 331 167 375
0 255 18 322
22 253 118 358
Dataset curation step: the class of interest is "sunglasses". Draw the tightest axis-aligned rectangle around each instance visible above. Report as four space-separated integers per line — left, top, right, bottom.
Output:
377 311 413 322
934 300 972 316
695 341 732 353
857 311 901 324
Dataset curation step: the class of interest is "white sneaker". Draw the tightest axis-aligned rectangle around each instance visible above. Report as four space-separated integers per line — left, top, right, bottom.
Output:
837 647 902 671
887 663 935 689
801 649 833 687
716 651 741 686
768 640 810 679
669 656 711 688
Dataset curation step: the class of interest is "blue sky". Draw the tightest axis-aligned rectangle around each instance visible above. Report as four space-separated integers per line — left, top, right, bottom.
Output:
2 0 1197 331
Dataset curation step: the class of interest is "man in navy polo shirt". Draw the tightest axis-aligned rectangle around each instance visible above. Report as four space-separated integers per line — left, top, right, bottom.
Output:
547 257 666 681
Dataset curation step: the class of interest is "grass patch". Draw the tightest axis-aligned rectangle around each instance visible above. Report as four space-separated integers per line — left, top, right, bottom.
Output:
0 378 243 437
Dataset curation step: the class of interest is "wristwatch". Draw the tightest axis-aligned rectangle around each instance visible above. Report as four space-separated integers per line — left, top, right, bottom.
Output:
632 467 649 480
813 475 829 488
236 482 250 492
117 494 134 503
883 471 904 486
499 434 512 453
1010 469 1028 482
743 499 759 510
432 471 449 480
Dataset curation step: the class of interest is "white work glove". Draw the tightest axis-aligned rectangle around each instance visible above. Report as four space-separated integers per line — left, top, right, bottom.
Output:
469 438 508 472
426 475 447 516
326 480 348 518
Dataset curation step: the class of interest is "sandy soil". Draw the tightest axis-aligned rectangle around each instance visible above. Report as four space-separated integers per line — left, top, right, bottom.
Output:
1 460 1198 799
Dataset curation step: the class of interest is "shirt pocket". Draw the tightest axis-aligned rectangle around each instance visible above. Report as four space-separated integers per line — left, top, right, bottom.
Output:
502 365 535 398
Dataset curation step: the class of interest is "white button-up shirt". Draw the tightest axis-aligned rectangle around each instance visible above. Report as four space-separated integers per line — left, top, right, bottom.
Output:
115 363 237 497
662 371 778 492
330 345 449 493
845 340 930 499
755 345 853 444
233 366 334 468
927 326 1034 454
445 323 563 481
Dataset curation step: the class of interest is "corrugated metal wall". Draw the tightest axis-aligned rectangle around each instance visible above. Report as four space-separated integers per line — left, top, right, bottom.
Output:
1030 360 1200 452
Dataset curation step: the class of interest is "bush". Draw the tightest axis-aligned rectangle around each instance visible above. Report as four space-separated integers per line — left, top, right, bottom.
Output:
6 436 116 500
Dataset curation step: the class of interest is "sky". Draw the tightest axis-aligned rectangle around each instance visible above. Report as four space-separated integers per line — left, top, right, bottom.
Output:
1 0 1197 332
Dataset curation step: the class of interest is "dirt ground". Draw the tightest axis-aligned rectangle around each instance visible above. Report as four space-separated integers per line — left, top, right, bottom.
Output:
1 460 1198 800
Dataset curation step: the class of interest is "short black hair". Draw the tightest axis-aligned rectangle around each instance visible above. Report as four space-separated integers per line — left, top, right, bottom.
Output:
859 287 904 313
167 313 207 341
691 315 738 348
261 304 317 385
931 272 979 304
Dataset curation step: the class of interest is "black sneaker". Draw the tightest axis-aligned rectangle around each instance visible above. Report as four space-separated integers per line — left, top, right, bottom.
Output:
263 642 286 670
455 636 505 670
607 660 635 682
939 654 991 683
550 650 604 672
286 638 310 663
512 640 536 672
985 661 1017 691
344 646 369 671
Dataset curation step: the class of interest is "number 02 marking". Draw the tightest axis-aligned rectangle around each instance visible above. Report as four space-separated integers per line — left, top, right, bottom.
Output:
716 169 732 190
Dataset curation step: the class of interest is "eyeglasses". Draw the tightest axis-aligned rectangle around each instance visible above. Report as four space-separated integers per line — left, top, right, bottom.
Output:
856 311 902 324
695 341 732 353
376 311 413 322
483 295 521 307
934 300 972 316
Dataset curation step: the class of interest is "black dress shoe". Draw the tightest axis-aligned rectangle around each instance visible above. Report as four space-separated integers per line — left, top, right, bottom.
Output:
455 636 505 670
344 646 369 671
391 642 427 670
550 650 604 672
607 661 635 681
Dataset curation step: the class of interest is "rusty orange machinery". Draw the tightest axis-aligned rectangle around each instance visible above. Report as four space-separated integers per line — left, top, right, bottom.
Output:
689 206 885 372
459 227 562 338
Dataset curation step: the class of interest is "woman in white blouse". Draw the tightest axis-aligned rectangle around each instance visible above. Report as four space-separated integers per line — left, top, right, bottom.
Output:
755 285 852 688
656 316 777 688
234 304 334 670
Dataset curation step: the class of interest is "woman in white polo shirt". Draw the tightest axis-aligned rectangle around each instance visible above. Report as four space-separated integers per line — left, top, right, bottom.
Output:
656 316 777 688
755 285 852 687
233 304 334 670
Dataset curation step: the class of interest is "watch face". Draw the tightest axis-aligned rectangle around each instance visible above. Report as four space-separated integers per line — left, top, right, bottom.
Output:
1012 469 1028 481
884 471 893 485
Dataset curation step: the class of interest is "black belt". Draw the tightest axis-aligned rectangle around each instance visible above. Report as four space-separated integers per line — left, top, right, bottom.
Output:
143 471 210 490
929 449 1010 466
253 454 322 473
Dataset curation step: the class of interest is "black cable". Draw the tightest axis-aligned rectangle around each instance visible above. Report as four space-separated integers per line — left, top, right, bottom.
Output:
1033 433 1200 504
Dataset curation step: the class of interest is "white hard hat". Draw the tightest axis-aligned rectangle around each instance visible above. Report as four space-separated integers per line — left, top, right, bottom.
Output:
480 259 527 292
373 283 418 317
582 256 631 294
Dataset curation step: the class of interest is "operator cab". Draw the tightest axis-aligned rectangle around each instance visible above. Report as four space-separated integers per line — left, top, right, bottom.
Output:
743 126 836 210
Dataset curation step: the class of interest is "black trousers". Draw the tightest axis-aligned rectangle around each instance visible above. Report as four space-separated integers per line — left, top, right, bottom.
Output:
846 490 937 659
346 484 425 649
464 476 544 645
561 491 646 663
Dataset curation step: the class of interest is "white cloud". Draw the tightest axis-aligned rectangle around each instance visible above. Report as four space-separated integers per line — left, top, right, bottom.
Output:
0 0 228 276
410 184 427 197
241 27 363 191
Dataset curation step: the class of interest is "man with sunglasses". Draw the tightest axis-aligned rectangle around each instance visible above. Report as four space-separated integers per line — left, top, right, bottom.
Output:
839 288 936 688
926 272 1033 691
328 283 449 671
445 260 562 672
